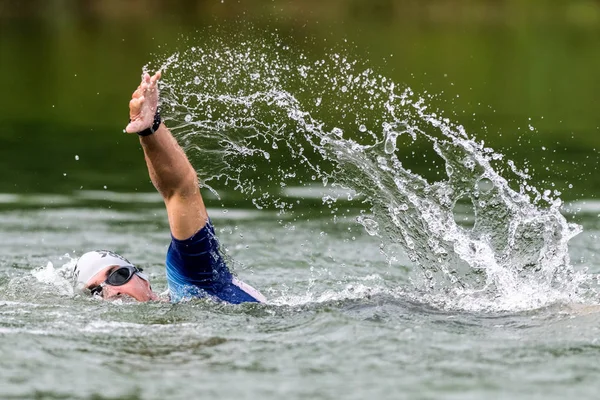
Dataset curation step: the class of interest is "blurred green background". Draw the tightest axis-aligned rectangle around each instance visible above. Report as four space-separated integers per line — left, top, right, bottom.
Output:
1 0 599 199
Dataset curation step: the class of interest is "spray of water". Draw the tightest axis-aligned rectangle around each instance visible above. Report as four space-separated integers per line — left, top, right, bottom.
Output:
145 35 592 312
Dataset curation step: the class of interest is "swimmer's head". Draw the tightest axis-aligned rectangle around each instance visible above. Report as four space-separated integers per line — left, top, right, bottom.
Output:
74 250 158 302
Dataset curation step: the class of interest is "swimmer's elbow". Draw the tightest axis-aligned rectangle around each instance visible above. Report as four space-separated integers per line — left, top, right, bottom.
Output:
157 166 199 201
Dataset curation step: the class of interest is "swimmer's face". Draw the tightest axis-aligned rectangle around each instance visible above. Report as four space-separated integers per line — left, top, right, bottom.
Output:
85 265 158 302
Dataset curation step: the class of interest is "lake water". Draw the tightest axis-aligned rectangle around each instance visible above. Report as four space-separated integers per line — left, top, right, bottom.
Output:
2 2 600 399
2 191 600 399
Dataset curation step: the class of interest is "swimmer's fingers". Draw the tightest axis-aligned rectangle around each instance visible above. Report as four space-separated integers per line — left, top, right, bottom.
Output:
132 84 143 99
143 71 161 96
134 72 154 98
129 96 144 113
134 71 160 93
143 72 161 110
125 96 147 133
150 71 161 85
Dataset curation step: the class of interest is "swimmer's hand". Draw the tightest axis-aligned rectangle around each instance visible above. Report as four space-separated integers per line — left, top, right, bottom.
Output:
125 71 161 134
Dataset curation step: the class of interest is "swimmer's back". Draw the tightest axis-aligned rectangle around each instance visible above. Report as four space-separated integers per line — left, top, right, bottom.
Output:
165 220 265 303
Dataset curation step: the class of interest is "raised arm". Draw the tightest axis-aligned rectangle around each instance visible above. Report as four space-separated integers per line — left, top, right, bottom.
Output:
125 71 208 240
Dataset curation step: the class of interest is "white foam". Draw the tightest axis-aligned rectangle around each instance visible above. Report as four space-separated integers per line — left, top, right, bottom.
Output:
31 258 77 297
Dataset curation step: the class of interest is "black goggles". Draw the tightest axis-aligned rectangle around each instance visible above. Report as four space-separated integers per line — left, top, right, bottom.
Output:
88 265 144 297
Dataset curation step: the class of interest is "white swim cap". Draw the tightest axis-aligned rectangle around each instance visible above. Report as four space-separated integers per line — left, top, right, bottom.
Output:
74 250 138 287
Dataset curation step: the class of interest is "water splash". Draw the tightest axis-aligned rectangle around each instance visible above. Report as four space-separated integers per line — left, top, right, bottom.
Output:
31 260 75 297
148 36 591 311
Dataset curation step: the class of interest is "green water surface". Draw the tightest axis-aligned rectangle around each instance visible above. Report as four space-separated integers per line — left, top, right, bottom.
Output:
2 2 600 400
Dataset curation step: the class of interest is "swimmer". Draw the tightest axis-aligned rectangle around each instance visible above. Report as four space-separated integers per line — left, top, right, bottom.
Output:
73 71 265 304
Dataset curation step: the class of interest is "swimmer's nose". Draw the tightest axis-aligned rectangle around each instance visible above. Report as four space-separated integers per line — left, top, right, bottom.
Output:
101 285 120 298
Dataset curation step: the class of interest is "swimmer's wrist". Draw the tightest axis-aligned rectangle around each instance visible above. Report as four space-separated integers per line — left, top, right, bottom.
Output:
136 110 162 137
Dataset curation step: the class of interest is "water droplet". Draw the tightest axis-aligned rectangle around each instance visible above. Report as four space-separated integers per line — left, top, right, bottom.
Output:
476 178 494 194
193 76 200 85
184 114 192 122
315 97 322 107
384 132 398 154
264 152 270 160
341 85 348 93
74 155 79 161
462 158 475 170
359 124 367 132
332 127 343 137
357 216 379 236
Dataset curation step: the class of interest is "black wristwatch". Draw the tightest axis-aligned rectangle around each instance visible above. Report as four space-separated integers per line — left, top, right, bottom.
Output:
136 110 162 137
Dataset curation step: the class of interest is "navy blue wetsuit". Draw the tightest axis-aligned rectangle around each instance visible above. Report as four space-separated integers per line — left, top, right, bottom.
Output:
165 220 263 304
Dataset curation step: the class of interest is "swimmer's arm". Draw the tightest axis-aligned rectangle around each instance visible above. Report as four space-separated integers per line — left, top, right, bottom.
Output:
140 123 209 240
126 71 208 240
